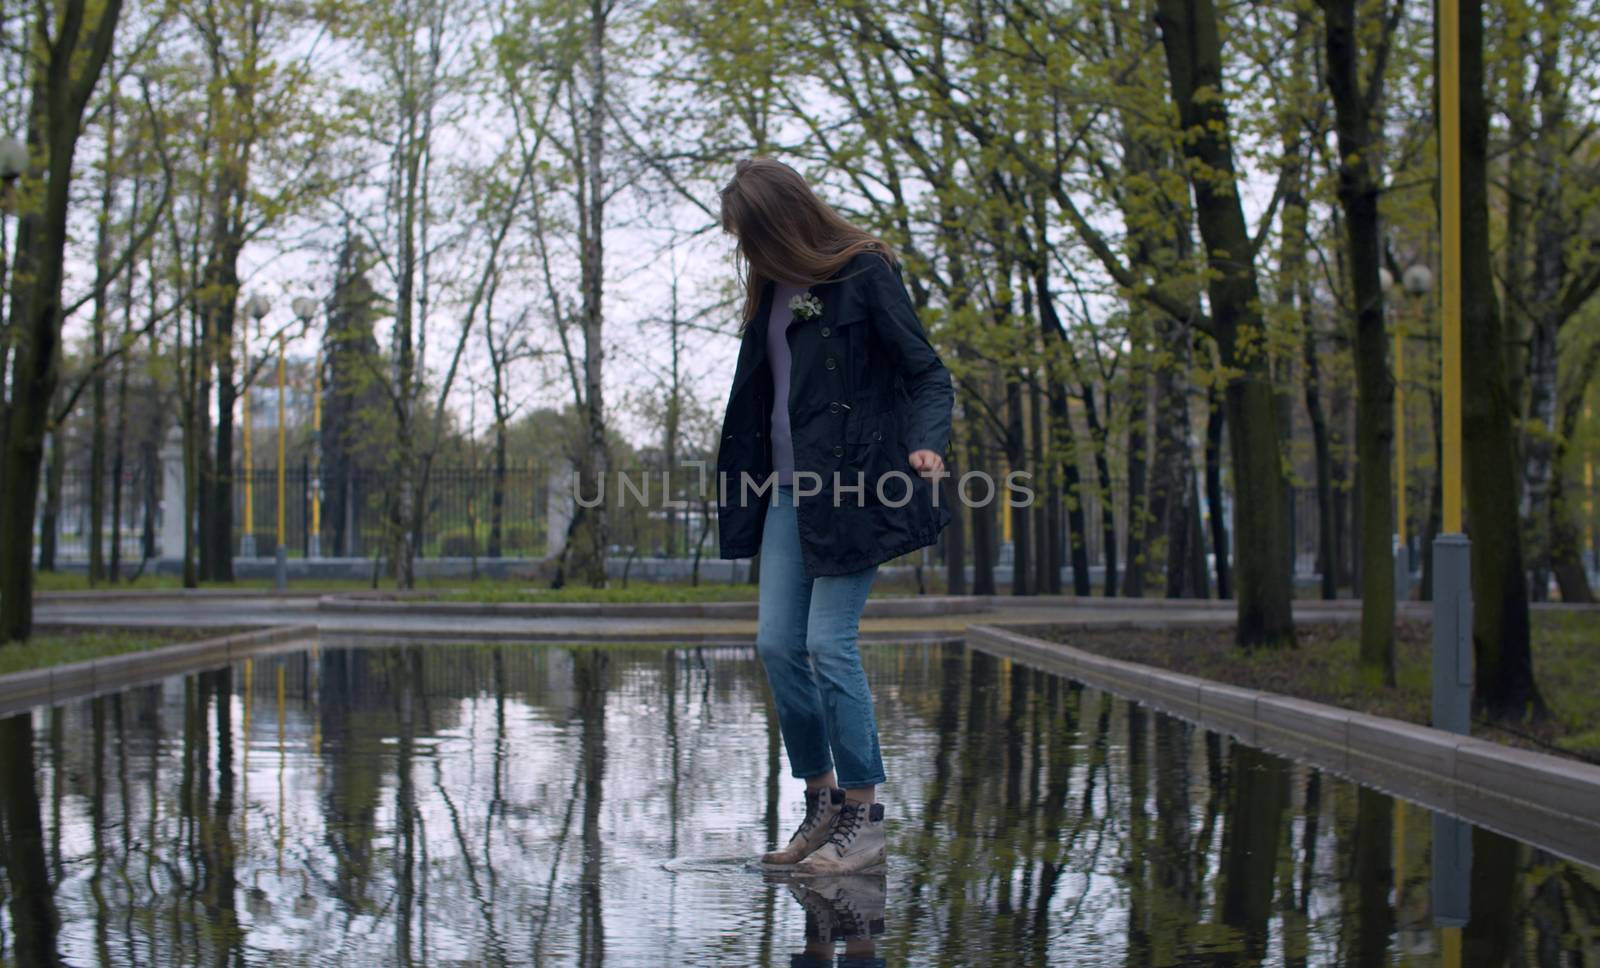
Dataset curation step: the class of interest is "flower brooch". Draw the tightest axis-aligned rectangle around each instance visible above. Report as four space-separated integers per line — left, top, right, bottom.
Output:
789 291 823 321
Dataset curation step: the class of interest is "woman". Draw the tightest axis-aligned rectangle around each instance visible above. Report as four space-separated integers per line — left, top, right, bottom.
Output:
715 157 954 875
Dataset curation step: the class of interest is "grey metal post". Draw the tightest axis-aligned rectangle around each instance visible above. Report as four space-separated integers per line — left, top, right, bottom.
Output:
546 462 574 559
1431 810 1472 928
1394 535 1411 605
158 426 186 562
1431 533 1472 734
275 544 288 590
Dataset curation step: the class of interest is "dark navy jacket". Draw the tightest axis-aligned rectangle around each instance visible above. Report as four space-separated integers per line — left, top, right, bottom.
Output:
715 250 954 577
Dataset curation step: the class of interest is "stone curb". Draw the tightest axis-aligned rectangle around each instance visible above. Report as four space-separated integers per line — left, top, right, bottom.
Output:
33 588 420 604
965 623 1600 870
315 594 992 620
317 630 968 649
0 625 319 718
316 625 964 646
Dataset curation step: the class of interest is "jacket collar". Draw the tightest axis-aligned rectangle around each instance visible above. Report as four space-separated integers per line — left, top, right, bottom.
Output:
729 279 777 404
728 265 851 404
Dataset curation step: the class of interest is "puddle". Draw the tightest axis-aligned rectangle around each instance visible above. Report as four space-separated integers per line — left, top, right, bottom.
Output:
1 641 1595 965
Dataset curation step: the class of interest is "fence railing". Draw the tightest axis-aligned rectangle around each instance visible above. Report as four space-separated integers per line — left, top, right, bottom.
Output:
34 461 1335 583
234 465 557 559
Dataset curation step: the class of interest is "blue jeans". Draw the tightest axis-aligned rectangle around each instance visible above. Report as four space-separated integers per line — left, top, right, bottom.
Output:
756 484 885 788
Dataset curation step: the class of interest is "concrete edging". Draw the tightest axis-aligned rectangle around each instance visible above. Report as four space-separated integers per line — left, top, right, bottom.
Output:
965 622 1600 870
316 630 968 649
316 594 992 620
0 625 319 718
34 589 331 604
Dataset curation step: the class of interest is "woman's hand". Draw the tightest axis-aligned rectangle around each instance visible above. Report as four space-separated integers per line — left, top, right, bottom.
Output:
908 449 945 480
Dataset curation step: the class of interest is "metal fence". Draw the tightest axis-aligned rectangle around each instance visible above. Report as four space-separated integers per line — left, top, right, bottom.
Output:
35 460 1333 582
235 464 556 559
37 462 160 563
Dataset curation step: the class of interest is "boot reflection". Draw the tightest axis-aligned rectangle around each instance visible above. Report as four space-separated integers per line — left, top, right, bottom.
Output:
787 873 887 968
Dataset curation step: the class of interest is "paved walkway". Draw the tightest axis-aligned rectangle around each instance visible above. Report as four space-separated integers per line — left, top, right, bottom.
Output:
32 593 1414 645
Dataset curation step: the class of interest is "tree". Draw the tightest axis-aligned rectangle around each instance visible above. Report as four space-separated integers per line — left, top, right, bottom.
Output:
1322 0 1400 682
1155 0 1297 645
1459 0 1544 719
0 0 125 643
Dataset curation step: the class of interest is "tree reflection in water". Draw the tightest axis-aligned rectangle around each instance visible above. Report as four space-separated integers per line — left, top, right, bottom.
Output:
0 640 1595 965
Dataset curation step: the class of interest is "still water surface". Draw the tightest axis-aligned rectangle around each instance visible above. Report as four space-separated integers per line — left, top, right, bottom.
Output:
1 641 1596 966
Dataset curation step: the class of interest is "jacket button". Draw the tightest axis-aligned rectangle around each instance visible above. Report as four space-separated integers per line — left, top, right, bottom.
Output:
832 444 844 457
820 326 831 337
825 356 836 370
828 401 840 414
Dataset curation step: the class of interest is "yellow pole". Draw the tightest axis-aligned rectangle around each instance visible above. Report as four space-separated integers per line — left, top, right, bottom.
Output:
277 335 287 553
1001 461 1012 543
1393 800 1406 902
277 662 286 873
312 350 322 548
1586 400 1594 564
1440 0 1462 534
311 643 322 759
1441 926 1462 968
243 658 252 841
1395 312 1407 545
242 327 253 549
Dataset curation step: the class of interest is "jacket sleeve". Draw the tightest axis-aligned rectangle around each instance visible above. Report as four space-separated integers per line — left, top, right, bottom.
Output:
862 254 954 457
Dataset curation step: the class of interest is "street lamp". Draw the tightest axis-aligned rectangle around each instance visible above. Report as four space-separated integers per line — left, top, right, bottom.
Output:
242 294 272 559
0 135 25 392
0 136 26 177
1433 0 1471 948
1403 265 1433 298
0 135 26 379
292 297 321 560
0 135 26 215
1434 0 1471 745
1384 263 1434 604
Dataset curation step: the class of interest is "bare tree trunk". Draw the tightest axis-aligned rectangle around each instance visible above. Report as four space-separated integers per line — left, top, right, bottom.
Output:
1 713 61 963
1460 0 1543 719
181 306 200 589
1030 245 1090 596
1324 0 1396 682
109 349 130 582
88 82 116 585
1156 0 1296 645
1080 382 1122 597
1155 325 1199 599
1204 386 1231 599
968 428 997 595
1116 376 1141 598
557 0 613 589
1548 344 1599 601
141 434 158 563
1031 365 1060 594
1007 375 1031 595
1303 313 1337 600
38 425 63 572
490 410 507 558
0 0 124 640
1520 18 1572 602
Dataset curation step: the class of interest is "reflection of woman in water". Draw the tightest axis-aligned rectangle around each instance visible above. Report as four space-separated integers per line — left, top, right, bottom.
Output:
714 157 955 877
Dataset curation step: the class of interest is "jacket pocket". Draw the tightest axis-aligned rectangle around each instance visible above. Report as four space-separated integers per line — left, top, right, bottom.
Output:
842 409 916 505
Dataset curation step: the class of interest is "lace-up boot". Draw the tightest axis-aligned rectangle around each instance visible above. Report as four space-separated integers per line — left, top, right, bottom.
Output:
793 800 885 875
762 786 845 866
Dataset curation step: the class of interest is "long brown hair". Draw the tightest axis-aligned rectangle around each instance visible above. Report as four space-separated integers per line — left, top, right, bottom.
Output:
719 157 897 334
